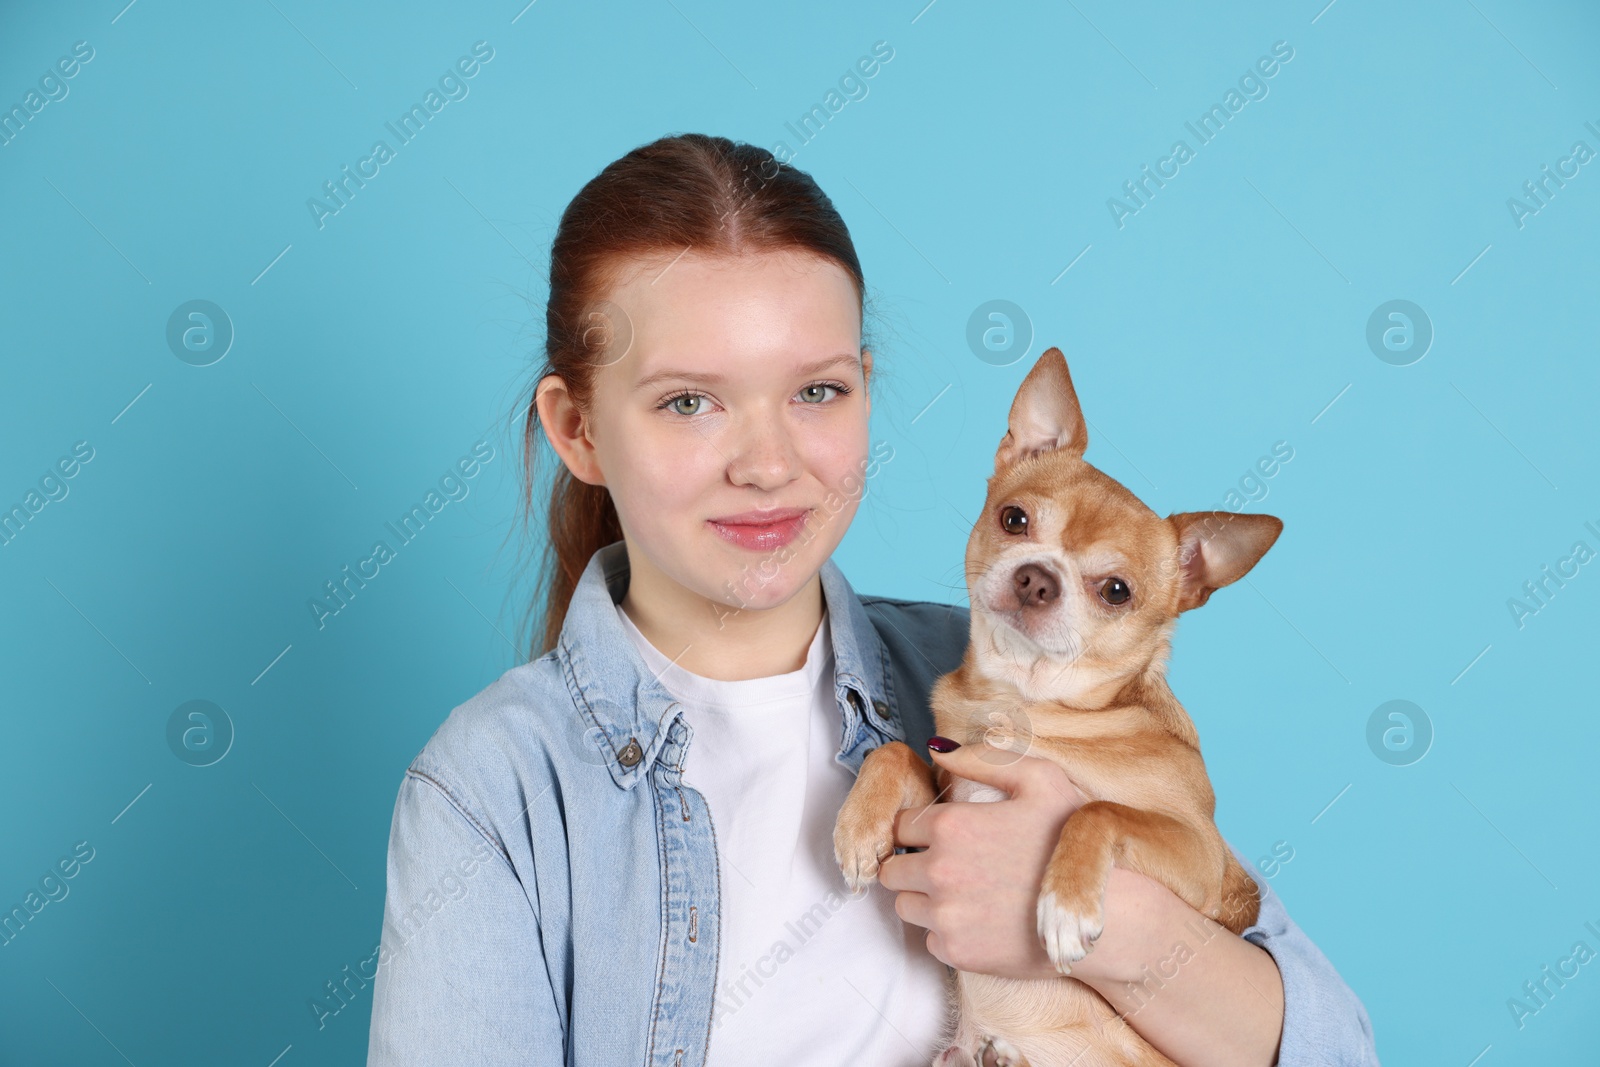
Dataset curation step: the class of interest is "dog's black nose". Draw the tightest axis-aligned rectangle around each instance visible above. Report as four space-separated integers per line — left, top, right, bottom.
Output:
1012 563 1059 608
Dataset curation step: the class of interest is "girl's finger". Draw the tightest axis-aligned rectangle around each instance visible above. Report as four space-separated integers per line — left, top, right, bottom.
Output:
891 887 934 931
891 803 937 848
877 847 932 894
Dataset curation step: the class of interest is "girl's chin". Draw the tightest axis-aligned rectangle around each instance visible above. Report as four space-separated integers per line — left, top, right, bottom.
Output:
700 548 813 610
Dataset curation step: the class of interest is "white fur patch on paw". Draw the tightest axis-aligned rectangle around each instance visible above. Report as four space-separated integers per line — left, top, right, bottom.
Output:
1037 889 1103 974
984 1036 1027 1066
947 775 1008 804
833 834 889 895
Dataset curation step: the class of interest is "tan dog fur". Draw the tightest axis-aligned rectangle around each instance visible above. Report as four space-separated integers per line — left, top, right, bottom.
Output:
834 348 1280 1066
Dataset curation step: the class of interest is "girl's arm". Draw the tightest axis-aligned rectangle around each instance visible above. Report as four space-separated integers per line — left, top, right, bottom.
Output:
1055 865 1285 1067
367 772 564 1066
882 743 1378 1067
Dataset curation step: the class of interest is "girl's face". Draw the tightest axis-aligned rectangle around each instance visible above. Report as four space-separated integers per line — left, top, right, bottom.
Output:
579 248 872 616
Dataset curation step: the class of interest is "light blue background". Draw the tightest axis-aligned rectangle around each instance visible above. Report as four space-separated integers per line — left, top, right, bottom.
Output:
2 1 1597 1063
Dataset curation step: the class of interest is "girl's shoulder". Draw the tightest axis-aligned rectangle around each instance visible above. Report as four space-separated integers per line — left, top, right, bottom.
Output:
855 592 970 664
853 593 970 749
395 653 573 853
857 592 970 621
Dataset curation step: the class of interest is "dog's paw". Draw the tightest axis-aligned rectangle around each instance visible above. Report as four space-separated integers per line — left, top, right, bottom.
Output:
832 812 893 894
833 834 889 894
1037 889 1105 975
980 1036 1029 1067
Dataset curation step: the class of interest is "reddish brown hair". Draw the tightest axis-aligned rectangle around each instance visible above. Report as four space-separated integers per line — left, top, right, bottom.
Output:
518 133 875 660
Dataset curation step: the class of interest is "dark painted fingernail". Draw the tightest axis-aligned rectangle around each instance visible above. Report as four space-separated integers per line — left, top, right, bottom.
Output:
927 735 961 752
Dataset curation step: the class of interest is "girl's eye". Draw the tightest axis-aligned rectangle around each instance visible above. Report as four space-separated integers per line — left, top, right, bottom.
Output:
798 382 848 404
656 381 852 417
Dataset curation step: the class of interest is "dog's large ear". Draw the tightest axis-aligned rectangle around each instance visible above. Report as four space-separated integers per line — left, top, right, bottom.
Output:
994 347 1088 474
1166 512 1284 612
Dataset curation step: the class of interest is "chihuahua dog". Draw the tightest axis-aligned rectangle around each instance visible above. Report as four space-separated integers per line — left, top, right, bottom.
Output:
834 348 1281 1067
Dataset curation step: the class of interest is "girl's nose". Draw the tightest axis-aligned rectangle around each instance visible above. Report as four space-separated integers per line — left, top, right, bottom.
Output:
728 414 801 490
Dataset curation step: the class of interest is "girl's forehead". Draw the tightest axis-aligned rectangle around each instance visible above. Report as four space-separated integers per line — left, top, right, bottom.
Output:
604 247 854 307
595 250 861 375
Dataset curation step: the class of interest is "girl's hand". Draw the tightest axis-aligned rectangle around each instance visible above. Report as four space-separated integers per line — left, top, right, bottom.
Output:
879 738 1171 985
882 738 1288 1067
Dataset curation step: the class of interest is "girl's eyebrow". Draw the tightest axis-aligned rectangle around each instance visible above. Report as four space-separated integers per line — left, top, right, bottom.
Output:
632 352 859 392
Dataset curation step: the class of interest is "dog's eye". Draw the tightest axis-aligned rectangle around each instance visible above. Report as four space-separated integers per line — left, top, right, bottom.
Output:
999 505 1028 535
1099 577 1132 606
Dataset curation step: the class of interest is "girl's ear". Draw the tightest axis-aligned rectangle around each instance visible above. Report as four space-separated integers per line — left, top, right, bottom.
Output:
535 373 607 487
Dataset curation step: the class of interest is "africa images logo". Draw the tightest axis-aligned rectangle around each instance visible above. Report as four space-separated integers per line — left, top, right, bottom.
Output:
1106 40 1295 229
308 441 495 630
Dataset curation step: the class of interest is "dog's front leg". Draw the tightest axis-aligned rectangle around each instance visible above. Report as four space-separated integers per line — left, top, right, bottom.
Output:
1035 801 1218 974
833 740 937 893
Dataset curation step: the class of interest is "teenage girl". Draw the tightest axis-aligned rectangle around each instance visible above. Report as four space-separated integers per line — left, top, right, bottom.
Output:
366 133 1377 1067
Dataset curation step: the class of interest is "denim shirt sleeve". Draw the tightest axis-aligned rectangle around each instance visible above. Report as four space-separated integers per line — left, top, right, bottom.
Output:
1228 840 1379 1066
367 769 564 1065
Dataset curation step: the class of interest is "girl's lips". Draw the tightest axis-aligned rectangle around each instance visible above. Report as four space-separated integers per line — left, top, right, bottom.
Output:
707 506 809 525
707 510 812 552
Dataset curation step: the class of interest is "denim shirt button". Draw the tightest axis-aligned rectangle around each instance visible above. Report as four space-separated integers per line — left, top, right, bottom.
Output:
872 698 888 719
618 738 642 767
847 690 864 713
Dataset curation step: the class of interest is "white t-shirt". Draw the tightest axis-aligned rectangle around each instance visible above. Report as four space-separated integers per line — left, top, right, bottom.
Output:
615 605 951 1065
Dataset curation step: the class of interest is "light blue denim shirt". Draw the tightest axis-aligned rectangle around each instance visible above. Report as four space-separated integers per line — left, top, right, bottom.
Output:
366 540 1379 1065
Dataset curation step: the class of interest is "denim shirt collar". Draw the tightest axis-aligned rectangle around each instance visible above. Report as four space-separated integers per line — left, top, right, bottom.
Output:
556 540 902 789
